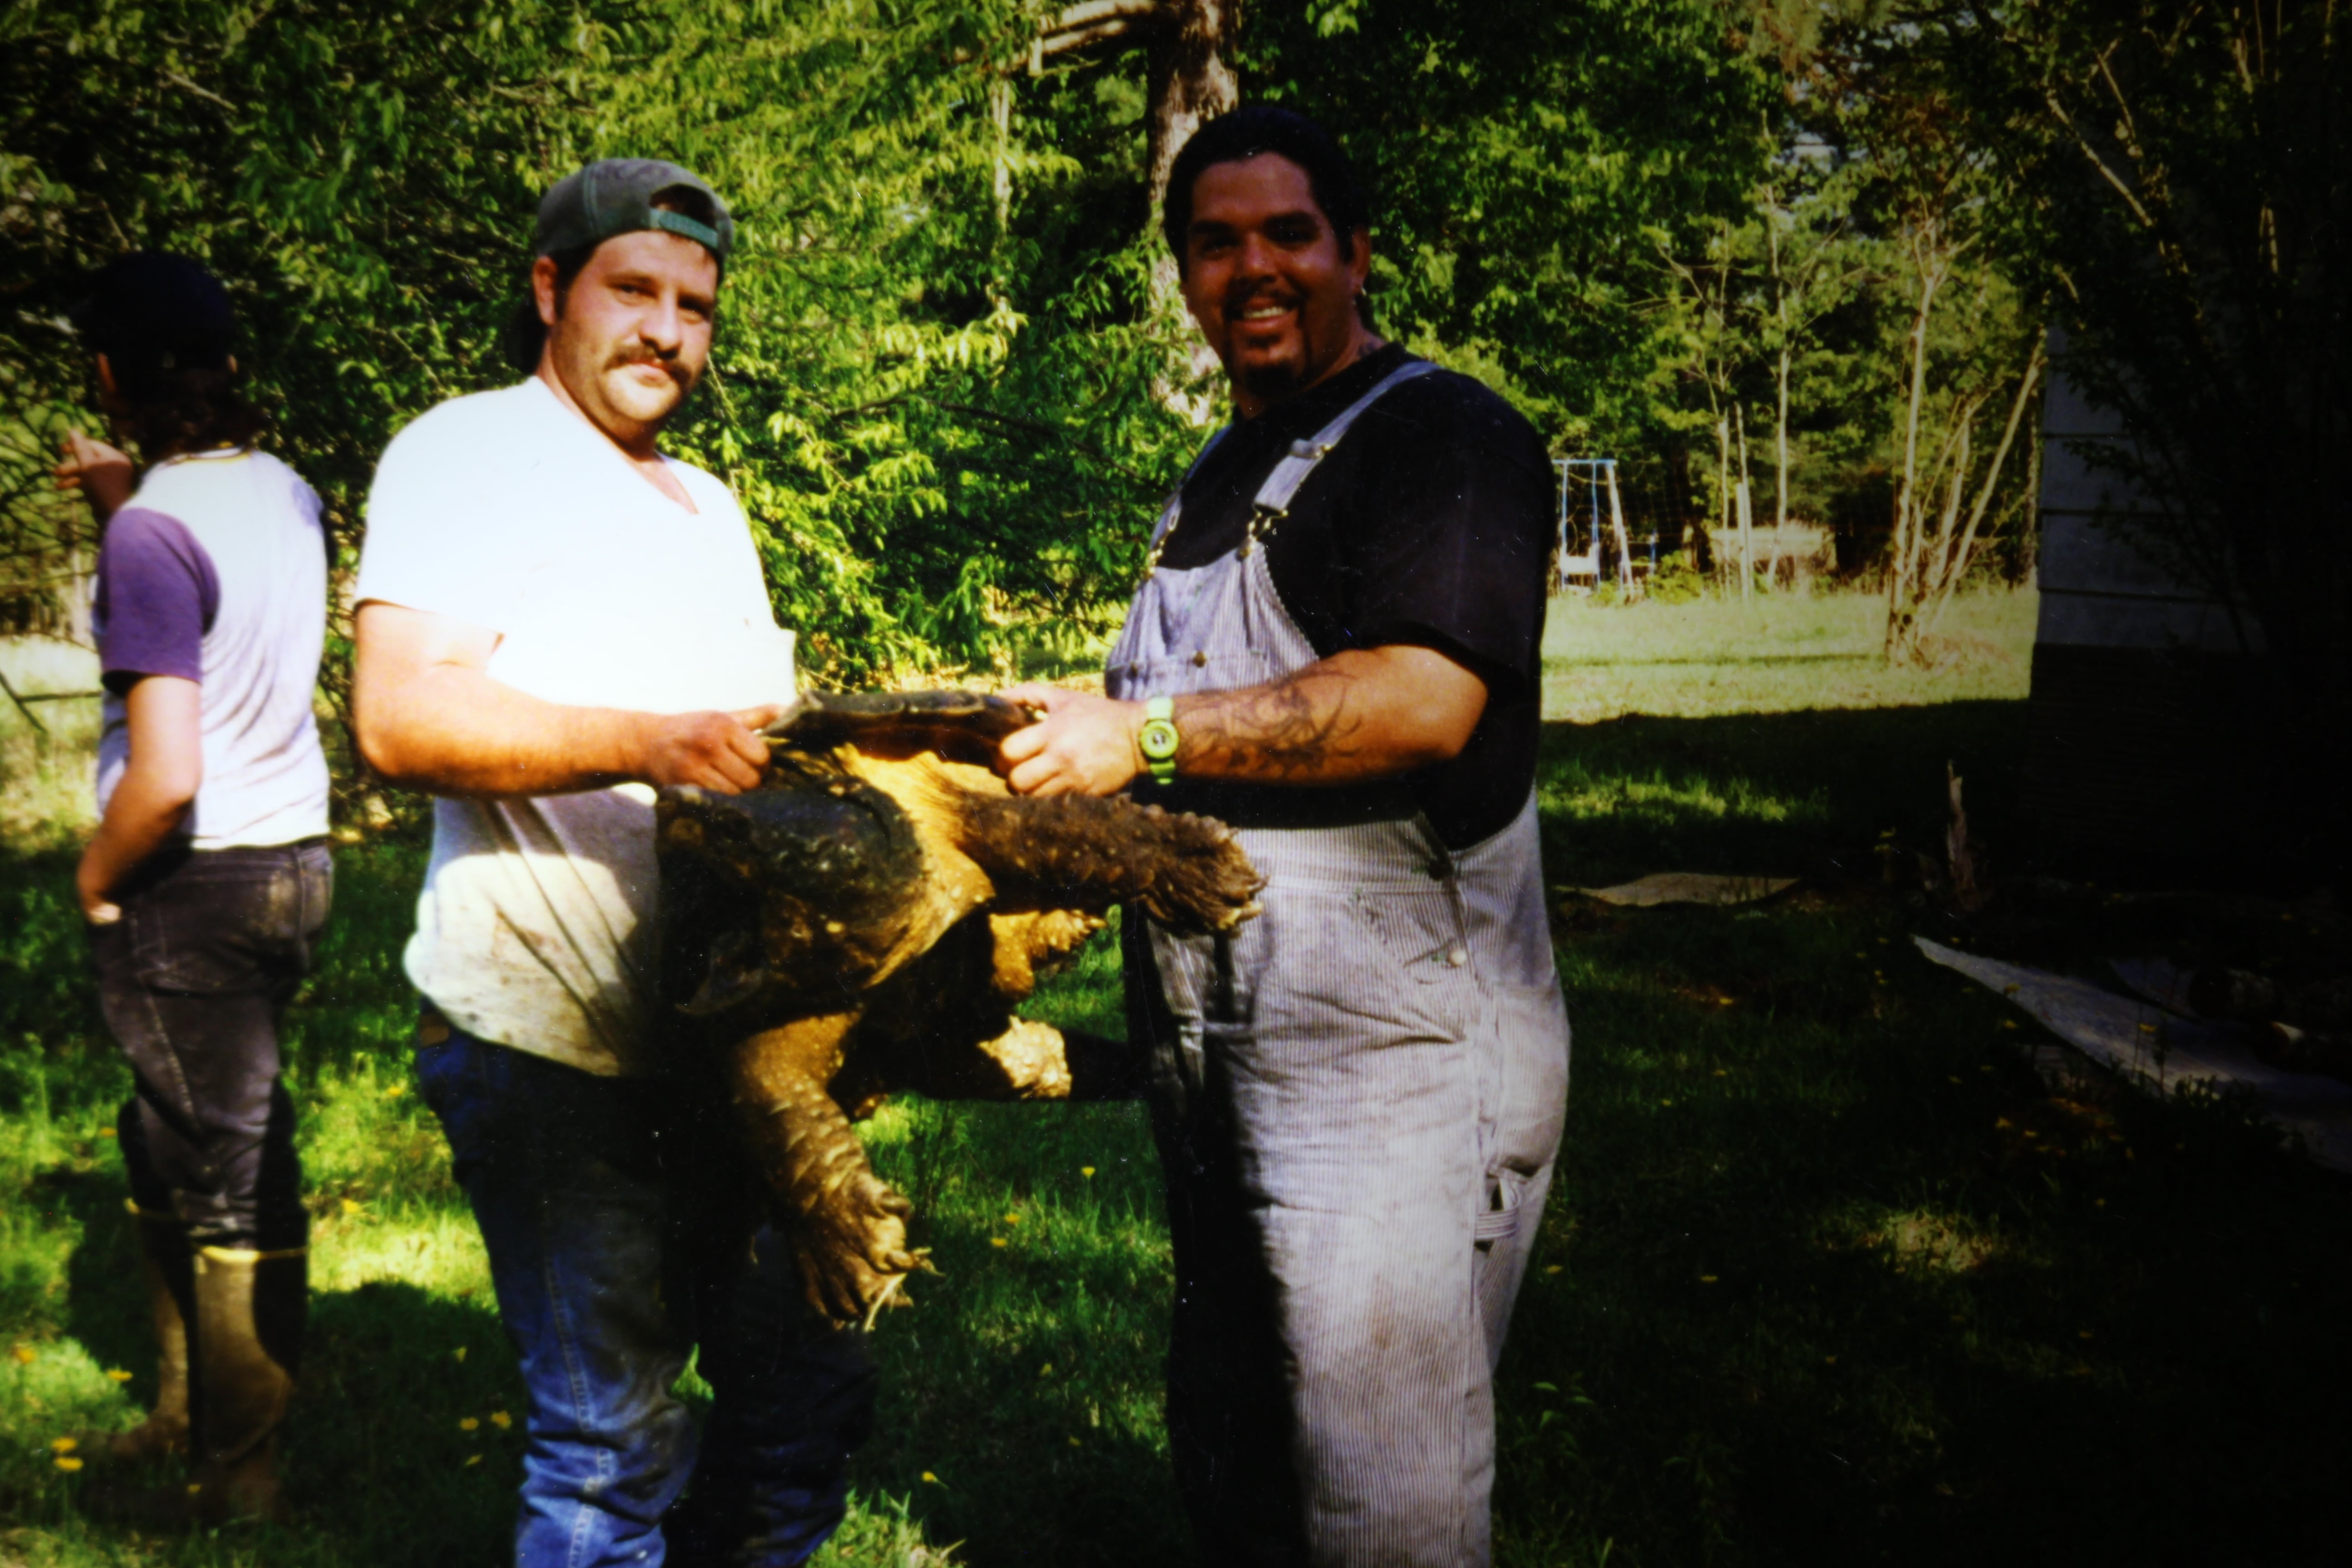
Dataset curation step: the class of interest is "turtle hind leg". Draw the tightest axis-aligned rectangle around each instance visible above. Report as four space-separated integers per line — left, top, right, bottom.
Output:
950 793 1263 935
730 1014 922 1324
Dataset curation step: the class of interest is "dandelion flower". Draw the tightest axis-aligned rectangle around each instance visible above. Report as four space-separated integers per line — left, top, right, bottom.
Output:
1080 1166 1096 1179
490 1411 512 1429
990 1237 1008 1249
50 1437 77 1454
12 1345 35 1364
1003 1212 1022 1225
103 1369 132 1383
921 1471 939 1485
465 1453 483 1467
54 1456 82 1472
460 1417 480 1431
97 1128 118 1140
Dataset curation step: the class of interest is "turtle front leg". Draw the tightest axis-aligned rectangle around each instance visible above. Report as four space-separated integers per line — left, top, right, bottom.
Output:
951 794 1264 934
730 1014 922 1324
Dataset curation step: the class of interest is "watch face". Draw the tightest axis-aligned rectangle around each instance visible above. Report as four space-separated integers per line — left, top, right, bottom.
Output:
1140 719 1179 760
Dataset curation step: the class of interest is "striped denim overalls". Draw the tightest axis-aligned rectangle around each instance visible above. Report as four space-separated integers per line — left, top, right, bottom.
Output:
1107 361 1571 1568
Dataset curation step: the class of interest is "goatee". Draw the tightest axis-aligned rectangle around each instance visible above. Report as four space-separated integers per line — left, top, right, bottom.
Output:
1236 358 1306 409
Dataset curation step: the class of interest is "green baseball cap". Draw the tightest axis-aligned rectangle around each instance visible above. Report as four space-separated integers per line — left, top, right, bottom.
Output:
533 158 735 266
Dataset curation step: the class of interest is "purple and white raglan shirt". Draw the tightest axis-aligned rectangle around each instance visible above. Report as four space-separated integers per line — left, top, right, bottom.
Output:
93 449 331 850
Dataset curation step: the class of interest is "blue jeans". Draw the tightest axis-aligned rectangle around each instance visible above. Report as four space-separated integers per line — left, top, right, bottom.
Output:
417 1028 877 1568
88 839 333 1250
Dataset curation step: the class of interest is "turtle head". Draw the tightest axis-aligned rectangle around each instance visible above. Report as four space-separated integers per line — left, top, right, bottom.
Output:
657 771 926 1023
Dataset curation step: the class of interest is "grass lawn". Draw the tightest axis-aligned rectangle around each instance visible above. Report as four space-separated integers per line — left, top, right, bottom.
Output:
0 588 2345 1566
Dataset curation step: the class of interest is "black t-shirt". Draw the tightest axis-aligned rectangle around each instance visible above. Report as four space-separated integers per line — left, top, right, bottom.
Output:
1152 343 1553 848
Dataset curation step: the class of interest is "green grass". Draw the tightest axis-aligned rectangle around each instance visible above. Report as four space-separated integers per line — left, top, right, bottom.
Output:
0 590 2346 1566
0 638 102 853
1542 586 2036 723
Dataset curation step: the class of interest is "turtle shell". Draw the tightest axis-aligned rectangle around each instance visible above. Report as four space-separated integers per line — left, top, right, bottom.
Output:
765 690 1038 765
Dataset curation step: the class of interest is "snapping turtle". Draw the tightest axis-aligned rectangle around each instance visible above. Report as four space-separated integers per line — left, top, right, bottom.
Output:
657 690 1261 1325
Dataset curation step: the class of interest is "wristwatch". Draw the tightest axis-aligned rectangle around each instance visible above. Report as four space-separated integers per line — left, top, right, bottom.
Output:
1137 697 1180 785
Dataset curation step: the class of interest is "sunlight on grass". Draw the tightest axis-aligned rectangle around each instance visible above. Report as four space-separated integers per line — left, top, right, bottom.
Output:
1824 1204 2011 1277
1539 765 1827 843
1541 587 2036 722
0 639 101 852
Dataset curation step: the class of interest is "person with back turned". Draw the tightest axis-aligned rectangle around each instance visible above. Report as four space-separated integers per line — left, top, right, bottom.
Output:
57 252 333 1524
351 159 862 1567
998 107 1572 1567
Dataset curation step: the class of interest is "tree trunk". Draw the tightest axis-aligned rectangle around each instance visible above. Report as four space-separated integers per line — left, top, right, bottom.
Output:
1714 416 1733 592
1145 0 1239 413
1886 231 1949 658
1735 404 1755 602
1144 0 1240 223
1035 0 1237 414
1770 343 1791 587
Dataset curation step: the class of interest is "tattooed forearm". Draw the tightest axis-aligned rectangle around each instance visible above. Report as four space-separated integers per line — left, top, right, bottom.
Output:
1166 646 1489 788
1181 666 1364 780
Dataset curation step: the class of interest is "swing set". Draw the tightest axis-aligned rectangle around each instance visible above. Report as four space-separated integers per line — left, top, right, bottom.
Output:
1554 458 1641 594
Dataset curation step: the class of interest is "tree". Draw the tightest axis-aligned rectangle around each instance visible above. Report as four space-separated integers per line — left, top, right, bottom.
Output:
1245 0 1778 451
0 0 1207 686
1961 0 2350 873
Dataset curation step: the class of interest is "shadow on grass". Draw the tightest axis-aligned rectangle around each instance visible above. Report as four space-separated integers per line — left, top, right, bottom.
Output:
4 699 2346 1566
1499 698 2352 1566
1536 701 2029 890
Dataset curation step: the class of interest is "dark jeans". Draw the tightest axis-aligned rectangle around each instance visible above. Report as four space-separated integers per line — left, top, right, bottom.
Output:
88 840 332 1250
416 1028 877 1568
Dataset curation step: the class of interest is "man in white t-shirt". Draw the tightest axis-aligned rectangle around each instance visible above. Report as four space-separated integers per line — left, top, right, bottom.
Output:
353 160 861 1568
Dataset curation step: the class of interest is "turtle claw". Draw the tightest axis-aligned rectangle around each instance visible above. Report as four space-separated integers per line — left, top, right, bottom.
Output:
794 1166 923 1327
1137 817 1266 935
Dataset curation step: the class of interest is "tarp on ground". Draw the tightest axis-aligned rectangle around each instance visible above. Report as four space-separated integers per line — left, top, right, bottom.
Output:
1574 874 1798 908
1915 936 2352 1174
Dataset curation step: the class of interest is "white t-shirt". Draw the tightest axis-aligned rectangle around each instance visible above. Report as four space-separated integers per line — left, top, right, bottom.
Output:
94 449 332 851
356 377 797 1076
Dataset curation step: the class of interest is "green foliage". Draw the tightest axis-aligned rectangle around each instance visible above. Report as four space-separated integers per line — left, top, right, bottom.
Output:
1246 0 1780 451
1643 550 1706 605
1 0 1204 684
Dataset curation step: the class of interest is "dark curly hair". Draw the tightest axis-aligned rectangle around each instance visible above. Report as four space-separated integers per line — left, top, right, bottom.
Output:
74 253 265 461
111 363 265 462
1161 106 1377 330
1160 106 1373 273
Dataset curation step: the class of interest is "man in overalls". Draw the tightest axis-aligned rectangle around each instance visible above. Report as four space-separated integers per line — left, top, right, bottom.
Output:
1000 107 1570 1567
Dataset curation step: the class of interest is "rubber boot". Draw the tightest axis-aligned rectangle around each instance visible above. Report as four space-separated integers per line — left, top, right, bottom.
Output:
182 1245 305 1523
77 1204 192 1465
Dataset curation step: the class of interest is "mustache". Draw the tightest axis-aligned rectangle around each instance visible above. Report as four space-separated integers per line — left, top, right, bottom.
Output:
607 347 690 387
1224 286 1299 318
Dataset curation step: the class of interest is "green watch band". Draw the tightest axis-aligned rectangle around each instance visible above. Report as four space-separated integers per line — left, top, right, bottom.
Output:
1137 697 1179 785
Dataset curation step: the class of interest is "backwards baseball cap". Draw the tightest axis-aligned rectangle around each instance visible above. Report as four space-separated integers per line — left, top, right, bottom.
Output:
69 253 237 401
534 158 735 267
